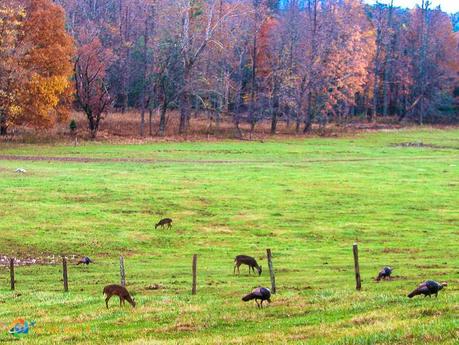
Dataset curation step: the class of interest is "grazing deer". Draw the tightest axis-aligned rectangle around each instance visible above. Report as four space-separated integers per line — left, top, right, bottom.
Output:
155 218 172 229
234 255 262 276
103 284 136 308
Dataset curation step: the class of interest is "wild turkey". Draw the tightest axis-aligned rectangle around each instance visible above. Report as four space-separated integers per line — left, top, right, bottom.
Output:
77 256 93 265
408 280 447 298
155 218 172 229
242 287 271 308
376 266 393 281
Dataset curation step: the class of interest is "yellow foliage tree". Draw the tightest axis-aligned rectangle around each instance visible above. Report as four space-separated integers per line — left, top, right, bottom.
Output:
0 1 26 134
0 0 74 134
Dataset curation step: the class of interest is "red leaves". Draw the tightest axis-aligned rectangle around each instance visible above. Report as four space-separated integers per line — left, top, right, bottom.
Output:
75 37 113 137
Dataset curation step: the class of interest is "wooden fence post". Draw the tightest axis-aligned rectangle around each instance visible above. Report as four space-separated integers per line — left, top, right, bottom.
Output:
353 243 361 291
120 256 126 287
266 249 276 294
9 258 15 291
62 256 69 292
192 254 197 295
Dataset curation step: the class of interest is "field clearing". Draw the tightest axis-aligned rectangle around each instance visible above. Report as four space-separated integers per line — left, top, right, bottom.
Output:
0 128 458 344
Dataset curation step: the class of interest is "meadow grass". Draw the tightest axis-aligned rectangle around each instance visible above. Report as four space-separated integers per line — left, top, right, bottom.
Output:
0 128 458 344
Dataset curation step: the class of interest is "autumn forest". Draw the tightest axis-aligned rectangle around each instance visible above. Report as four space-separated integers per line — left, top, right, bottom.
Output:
1 0 458 138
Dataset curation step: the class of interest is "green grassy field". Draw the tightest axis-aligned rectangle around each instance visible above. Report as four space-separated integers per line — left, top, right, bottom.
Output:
0 128 458 344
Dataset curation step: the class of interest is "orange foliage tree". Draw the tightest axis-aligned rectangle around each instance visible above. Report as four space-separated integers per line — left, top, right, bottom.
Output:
19 0 75 128
0 1 26 135
0 0 74 135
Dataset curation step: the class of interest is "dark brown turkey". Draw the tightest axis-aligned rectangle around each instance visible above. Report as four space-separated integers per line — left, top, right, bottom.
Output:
376 266 393 281
77 256 93 265
242 287 271 308
407 280 447 298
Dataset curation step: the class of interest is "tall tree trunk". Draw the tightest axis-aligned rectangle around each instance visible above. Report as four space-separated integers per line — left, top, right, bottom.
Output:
304 0 317 133
149 107 153 136
159 98 167 136
303 92 313 133
270 81 279 135
296 76 306 134
249 9 258 136
382 61 389 117
418 0 429 125
179 68 191 134
216 108 221 131
0 113 7 136
372 7 383 121
119 0 131 114
249 121 255 140
362 83 370 118
140 40 151 137
139 5 154 136
285 106 291 129
87 110 99 139
120 62 129 113
382 0 394 118
398 86 408 121
224 72 230 117
270 111 277 135
233 53 244 137
372 47 381 120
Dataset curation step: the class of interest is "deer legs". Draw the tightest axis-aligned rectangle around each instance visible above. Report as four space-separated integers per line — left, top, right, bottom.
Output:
234 261 259 276
105 296 112 309
105 295 128 308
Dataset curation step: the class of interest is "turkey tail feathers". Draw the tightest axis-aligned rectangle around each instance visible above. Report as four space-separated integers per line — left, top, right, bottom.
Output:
408 289 418 298
242 293 256 301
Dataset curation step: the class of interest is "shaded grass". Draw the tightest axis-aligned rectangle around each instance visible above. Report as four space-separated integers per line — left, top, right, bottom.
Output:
0 128 458 344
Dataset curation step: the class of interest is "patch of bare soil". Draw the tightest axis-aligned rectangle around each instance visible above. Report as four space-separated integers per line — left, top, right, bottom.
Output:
414 264 445 269
0 154 262 164
0 254 82 266
392 142 459 150
0 154 456 166
382 248 421 254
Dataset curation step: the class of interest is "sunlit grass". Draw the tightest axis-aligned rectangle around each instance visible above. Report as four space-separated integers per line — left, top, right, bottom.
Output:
0 128 458 344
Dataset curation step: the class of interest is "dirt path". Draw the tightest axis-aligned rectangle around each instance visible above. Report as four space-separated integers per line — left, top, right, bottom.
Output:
0 154 457 165
0 154 241 164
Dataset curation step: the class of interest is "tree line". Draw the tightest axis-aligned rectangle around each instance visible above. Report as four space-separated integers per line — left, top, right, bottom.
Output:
1 0 458 138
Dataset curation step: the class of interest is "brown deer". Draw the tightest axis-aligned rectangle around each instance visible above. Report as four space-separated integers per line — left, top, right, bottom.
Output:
155 218 172 229
103 284 136 308
234 255 262 276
